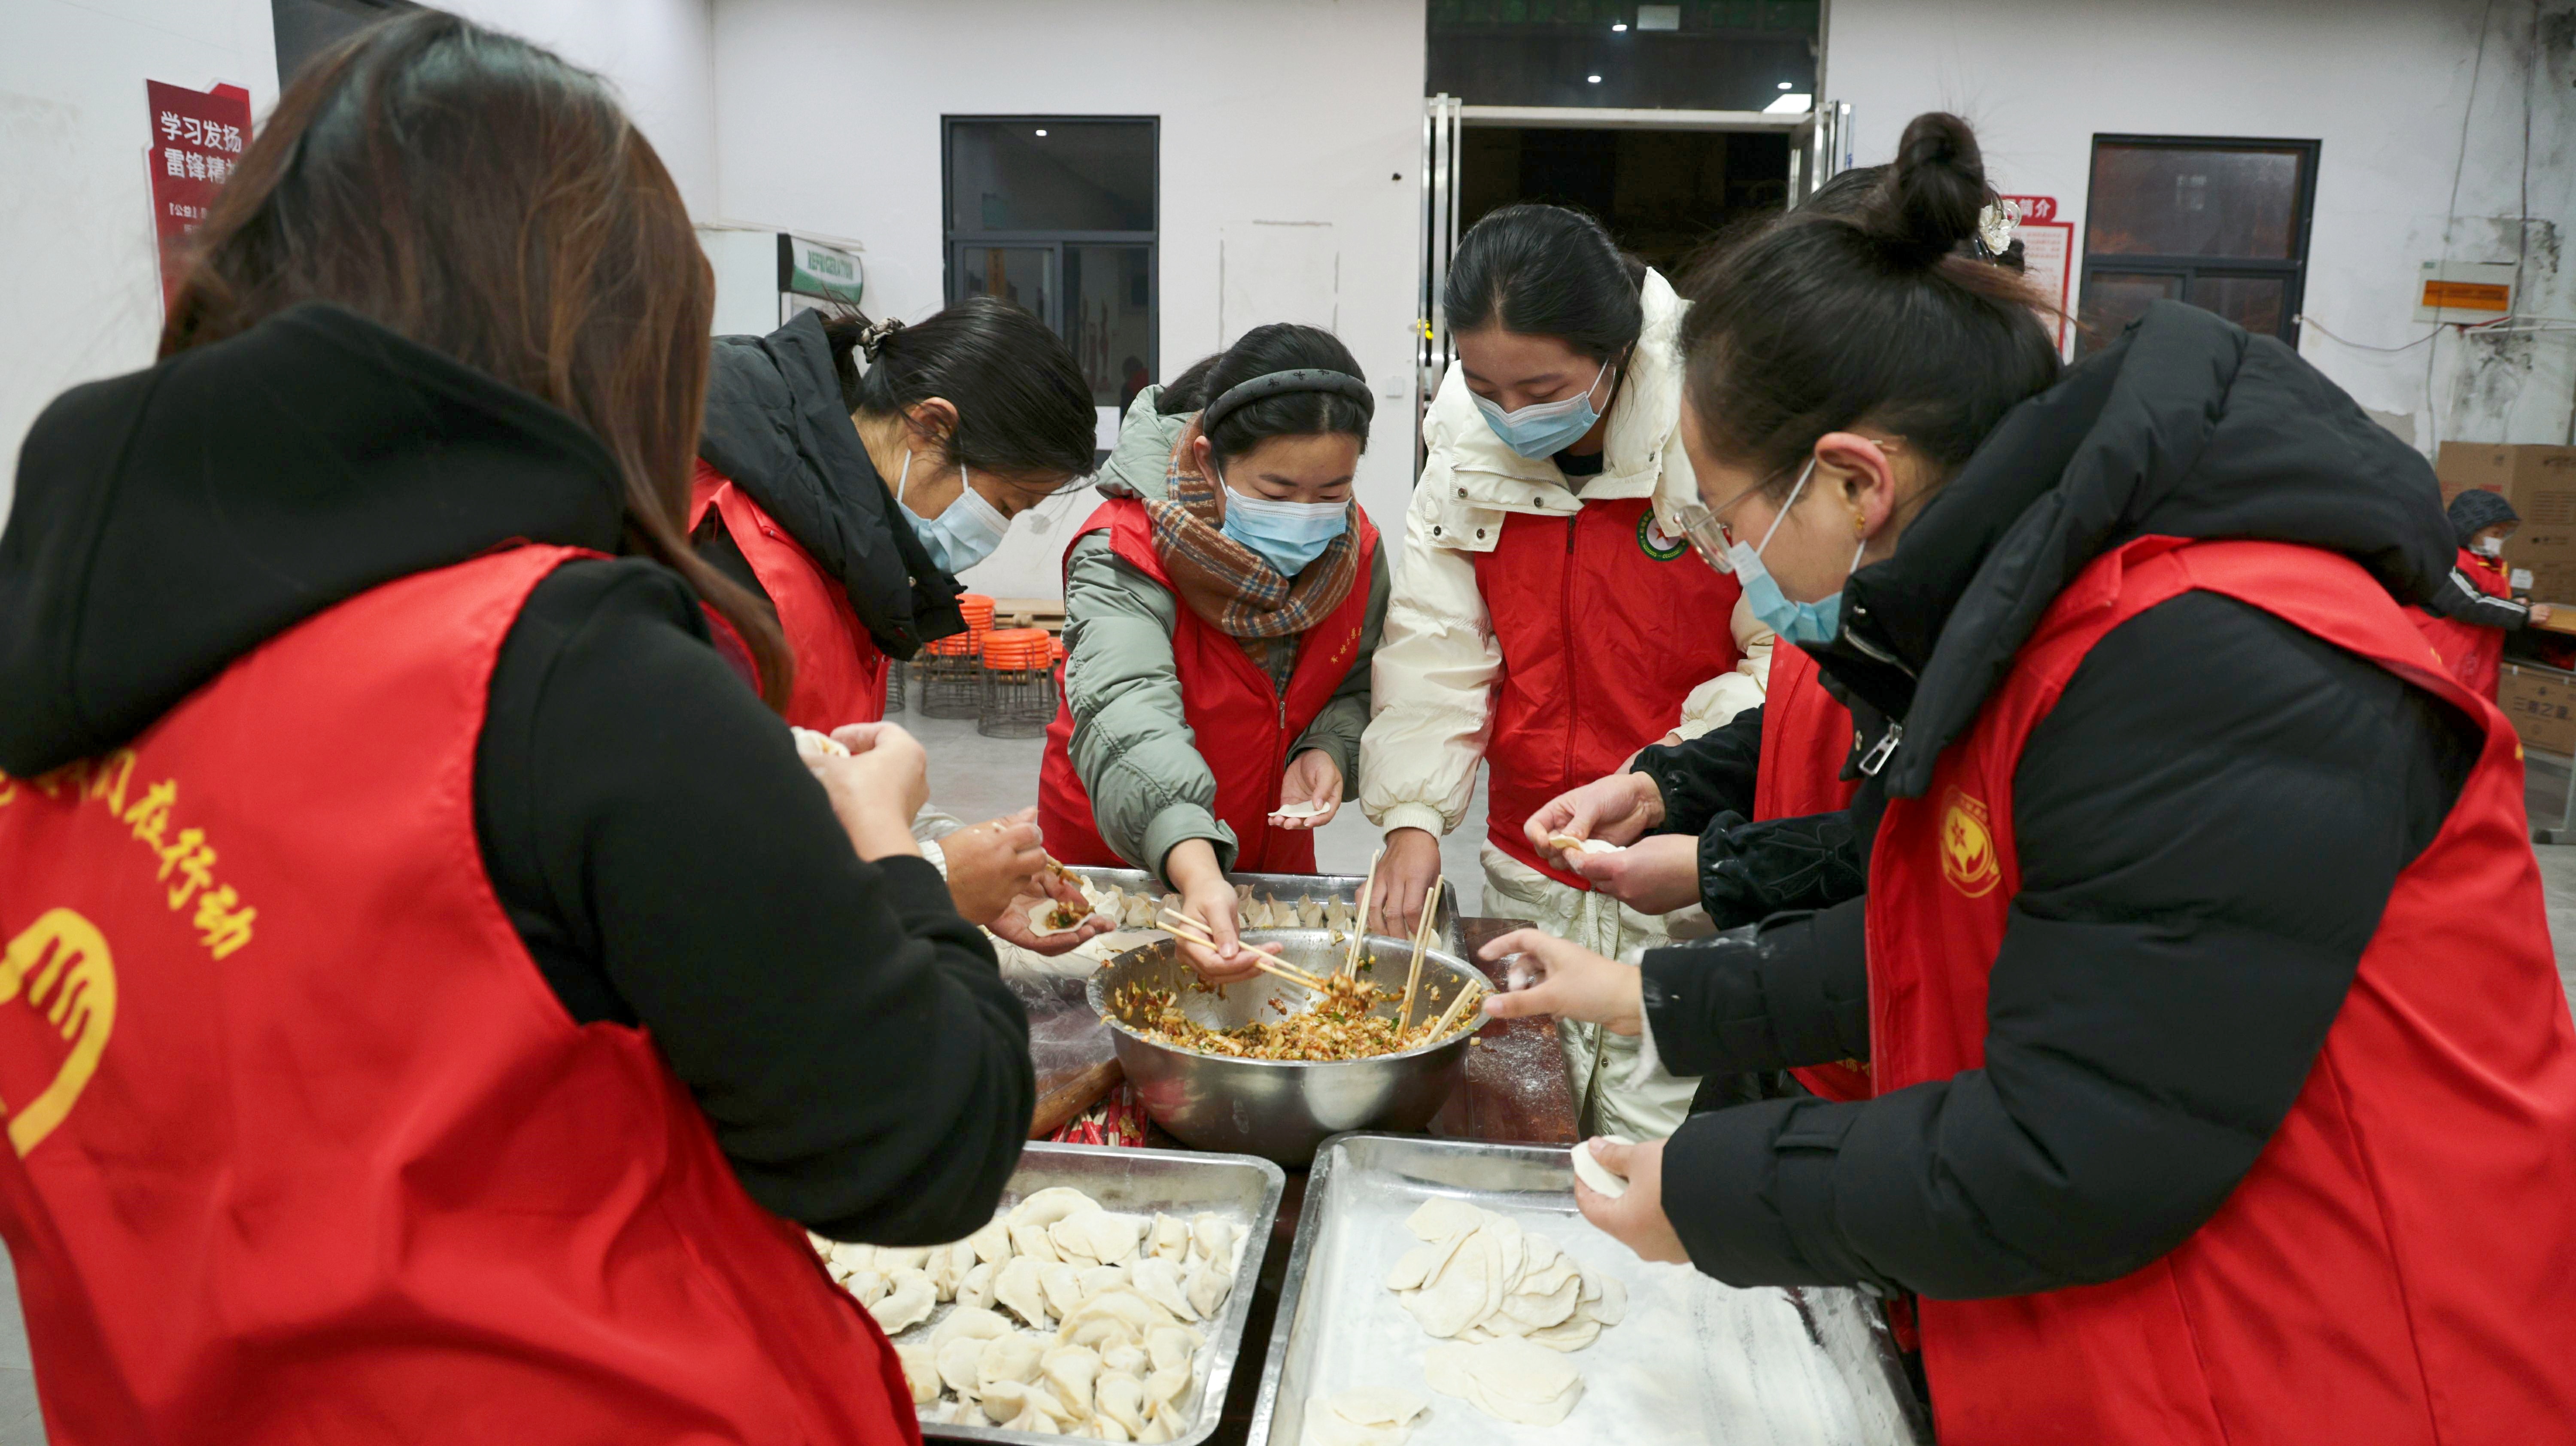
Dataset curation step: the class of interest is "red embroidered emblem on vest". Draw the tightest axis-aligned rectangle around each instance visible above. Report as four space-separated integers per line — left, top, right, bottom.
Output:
1637 509 1689 561
1939 787 2002 897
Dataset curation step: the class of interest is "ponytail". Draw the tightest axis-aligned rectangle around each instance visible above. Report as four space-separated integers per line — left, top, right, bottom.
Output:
1679 112 2061 497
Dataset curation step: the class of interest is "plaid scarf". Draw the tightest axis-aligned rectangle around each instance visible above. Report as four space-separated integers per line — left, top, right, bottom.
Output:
1142 419 1361 677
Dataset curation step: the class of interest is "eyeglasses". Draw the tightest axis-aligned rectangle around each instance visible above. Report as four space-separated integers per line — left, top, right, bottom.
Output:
1668 471 1785 575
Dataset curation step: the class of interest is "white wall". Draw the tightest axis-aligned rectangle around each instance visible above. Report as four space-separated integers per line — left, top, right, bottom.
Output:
0 0 279 525
712 0 1430 600
440 0 719 218
1826 0 2576 455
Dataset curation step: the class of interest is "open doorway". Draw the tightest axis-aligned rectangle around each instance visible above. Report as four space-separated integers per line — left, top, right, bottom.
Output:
1458 126 1789 276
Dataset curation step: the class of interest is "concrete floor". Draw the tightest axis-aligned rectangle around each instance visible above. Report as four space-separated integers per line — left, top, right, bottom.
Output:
0 726 2570 1439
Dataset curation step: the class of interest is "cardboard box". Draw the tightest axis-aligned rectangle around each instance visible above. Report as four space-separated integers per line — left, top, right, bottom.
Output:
2498 662 2576 756
2435 445 2576 594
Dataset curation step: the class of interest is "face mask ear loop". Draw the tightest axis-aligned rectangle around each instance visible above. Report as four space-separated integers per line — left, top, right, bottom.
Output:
896 449 914 504
1752 457 1817 560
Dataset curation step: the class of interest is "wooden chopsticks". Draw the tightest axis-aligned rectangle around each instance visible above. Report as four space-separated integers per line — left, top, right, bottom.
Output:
1397 881 1440 1030
1158 908 1324 995
1341 846 1385 979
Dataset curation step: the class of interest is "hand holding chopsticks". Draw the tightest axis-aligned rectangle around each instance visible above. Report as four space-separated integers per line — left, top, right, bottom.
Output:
1158 907 1309 992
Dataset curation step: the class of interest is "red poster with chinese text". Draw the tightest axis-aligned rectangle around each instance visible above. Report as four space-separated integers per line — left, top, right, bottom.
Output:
145 80 252 309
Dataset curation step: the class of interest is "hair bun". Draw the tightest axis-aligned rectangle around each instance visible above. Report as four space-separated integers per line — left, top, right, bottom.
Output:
1883 112 1989 268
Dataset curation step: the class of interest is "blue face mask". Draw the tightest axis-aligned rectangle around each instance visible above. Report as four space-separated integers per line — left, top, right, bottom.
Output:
1220 481 1348 576
1472 356 1617 459
1724 458 1863 648
896 450 1010 575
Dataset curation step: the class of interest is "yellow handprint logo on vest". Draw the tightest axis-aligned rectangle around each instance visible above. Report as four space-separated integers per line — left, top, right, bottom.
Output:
0 910 116 1156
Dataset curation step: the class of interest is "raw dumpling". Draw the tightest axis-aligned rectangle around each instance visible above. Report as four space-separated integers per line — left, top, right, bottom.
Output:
1057 1289 1170 1351
893 1343 939 1406
956 1260 999 1311
1187 1213 1236 1266
966 1216 1014 1265
978 1332 1046 1392
1097 1371 1150 1435
1101 1342 1149 1376
1011 1223 1065 1264
1130 1256 1196 1321
1300 1386 1429 1446
996 1254 1054 1329
1296 896 1326 927
1012 1186 1105 1230
1040 1261 1088 1318
930 1303 1011 1352
1570 1136 1632 1199
935 1333 987 1398
1148 1212 1190 1264
1144 1365 1193 1407
868 1268 936 1334
876 1246 932 1272
1079 1264 1131 1300
1042 1344 1101 1419
1183 1258 1232 1319
1055 1211 1143 1268
1145 1324 1203 1374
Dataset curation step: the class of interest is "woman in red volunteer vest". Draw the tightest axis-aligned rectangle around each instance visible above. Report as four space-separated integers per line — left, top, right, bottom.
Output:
1039 325 1385 979
0 16 1036 1442
690 299 1095 732
692 301 1106 956
2414 486 2551 698
1362 205 1744 1140
1486 114 2576 1443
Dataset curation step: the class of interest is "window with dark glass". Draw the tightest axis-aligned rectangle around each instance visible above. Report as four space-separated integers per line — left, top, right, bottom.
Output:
1427 0 1820 111
2077 136 2318 354
943 118 1157 416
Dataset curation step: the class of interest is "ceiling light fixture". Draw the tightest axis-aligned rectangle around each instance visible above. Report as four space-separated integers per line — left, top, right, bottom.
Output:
1777 81 1794 90
1587 73 1602 83
1034 128 1048 137
1611 21 1627 30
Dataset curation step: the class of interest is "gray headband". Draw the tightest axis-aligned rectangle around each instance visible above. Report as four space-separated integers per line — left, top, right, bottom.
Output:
1200 368 1375 434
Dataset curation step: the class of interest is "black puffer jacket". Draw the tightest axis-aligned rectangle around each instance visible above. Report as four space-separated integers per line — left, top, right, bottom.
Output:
1641 301 2486 1297
697 311 964 658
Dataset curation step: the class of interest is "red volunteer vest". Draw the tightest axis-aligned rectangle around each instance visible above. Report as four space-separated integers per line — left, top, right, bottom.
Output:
2412 545 2511 700
1474 499 1743 885
1755 644 1873 1104
693 459 889 730
1867 536 2576 1445
1038 498 1377 875
0 548 914 1446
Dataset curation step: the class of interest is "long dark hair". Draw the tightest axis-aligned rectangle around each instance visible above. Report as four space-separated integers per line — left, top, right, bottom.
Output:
1444 204 1646 360
160 12 793 708
1679 113 2061 496
1191 325 1371 468
820 299 1095 484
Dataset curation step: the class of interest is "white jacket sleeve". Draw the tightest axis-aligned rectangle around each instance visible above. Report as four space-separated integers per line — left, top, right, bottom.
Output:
1670 635 1773 743
1360 453 1501 838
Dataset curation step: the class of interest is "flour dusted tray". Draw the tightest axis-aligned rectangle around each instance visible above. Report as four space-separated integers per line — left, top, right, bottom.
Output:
1249 1134 1929 1446
910 1142 1286 1446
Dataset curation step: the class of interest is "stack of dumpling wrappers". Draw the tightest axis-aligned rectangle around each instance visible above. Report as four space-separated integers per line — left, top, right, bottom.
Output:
811 1186 1244 1440
1378 1197 1626 1428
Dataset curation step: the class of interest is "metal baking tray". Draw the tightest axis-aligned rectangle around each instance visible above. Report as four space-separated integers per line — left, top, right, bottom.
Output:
1063 867 1463 957
911 1141 1288 1446
1249 1134 1931 1446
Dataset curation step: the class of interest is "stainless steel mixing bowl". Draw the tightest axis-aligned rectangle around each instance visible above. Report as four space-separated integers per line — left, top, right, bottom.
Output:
1088 929 1482 1165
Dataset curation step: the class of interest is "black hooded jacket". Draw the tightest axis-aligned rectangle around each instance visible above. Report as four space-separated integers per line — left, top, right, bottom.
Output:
695 311 965 657
1636 302 2486 1297
0 303 1030 1246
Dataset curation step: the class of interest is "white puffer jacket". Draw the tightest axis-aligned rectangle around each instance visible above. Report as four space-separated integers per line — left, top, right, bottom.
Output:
1360 268 1704 835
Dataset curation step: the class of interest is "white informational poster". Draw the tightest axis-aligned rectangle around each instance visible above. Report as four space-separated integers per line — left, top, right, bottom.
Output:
2001 194 2074 358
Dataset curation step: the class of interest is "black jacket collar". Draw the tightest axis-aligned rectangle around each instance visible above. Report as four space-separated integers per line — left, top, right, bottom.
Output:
697 312 965 657
0 302 627 774
1816 301 2454 798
